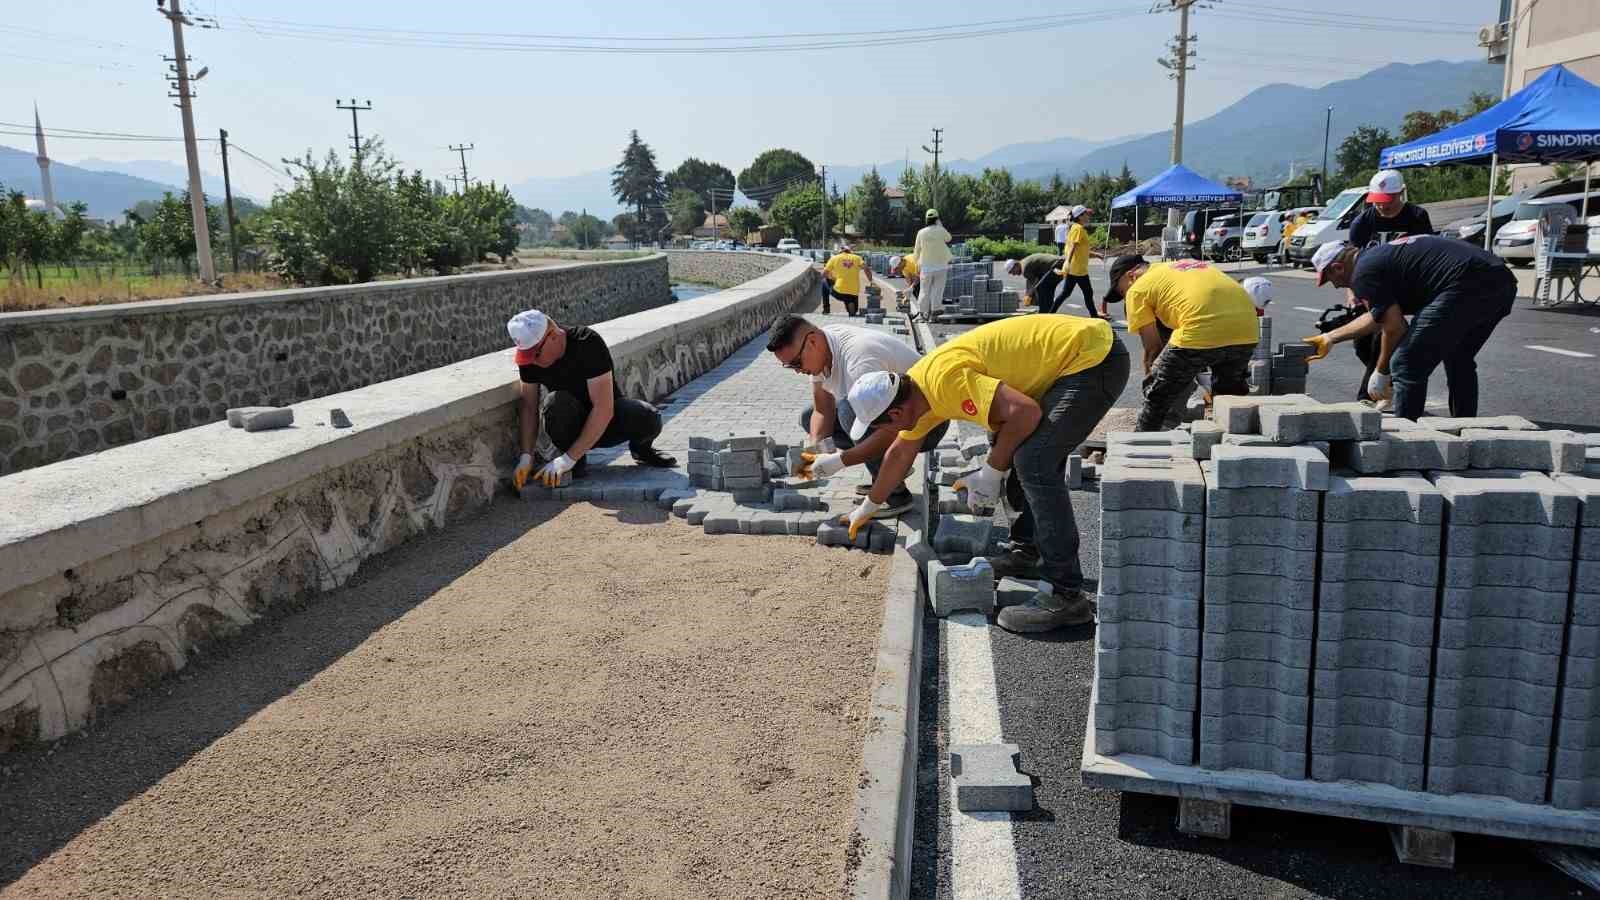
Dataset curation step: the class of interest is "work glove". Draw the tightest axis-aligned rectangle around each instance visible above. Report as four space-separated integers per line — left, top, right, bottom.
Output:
513 453 535 491
952 463 1007 512
798 451 844 480
1366 371 1393 402
535 453 576 487
1301 334 1331 362
840 498 882 541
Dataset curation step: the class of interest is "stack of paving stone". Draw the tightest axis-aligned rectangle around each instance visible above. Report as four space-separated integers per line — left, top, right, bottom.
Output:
1269 341 1314 395
1249 316 1273 395
1091 393 1600 834
687 433 784 502
863 284 886 324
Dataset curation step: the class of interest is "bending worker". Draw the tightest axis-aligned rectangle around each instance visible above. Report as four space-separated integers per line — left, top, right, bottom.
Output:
913 209 953 322
1102 256 1259 432
1304 236 1514 420
841 315 1129 633
1055 205 1102 318
765 314 947 518
822 243 873 317
891 253 920 306
1343 169 1434 403
509 309 677 489
1006 251 1064 310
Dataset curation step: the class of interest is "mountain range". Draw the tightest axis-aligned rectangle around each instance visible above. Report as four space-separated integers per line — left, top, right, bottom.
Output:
0 145 239 221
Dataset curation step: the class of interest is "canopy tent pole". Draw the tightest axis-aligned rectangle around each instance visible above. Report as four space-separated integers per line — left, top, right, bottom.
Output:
1584 161 1592 220
1483 152 1499 251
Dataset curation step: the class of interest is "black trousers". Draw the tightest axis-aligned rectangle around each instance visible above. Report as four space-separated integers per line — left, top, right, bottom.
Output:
1049 273 1097 318
1032 270 1062 310
1136 343 1254 432
545 390 663 455
829 288 860 316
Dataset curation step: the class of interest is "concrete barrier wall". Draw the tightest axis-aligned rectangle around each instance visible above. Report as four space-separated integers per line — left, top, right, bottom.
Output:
664 249 799 288
0 255 670 476
0 254 816 750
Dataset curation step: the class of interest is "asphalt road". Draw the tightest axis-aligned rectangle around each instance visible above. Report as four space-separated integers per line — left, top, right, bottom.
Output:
906 262 1599 899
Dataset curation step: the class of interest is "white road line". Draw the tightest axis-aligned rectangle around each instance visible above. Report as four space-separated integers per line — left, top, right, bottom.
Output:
1293 306 1323 313
1526 344 1596 359
945 613 1022 899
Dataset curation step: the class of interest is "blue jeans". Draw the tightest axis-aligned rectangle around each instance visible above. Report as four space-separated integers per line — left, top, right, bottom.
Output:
798 398 948 500
1008 339 1131 590
1390 269 1515 421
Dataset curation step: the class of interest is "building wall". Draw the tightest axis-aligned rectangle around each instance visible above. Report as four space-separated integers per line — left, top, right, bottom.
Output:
1506 0 1600 190
0 256 670 476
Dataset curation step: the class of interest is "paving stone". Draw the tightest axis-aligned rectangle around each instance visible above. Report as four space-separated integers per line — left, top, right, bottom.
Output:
1100 564 1203 598
1381 416 1425 431
718 450 766 478
725 434 770 451
240 407 294 432
689 436 726 451
786 447 805 476
1258 402 1380 443
1067 453 1083 489
816 520 893 552
1430 471 1581 526
1101 536 1203 571
671 496 698 518
225 406 277 427
657 488 698 510
1096 592 1201 629
731 484 773 504
1106 430 1189 447
1211 393 1314 434
932 514 993 557
750 511 792 535
1209 445 1329 491
1099 621 1201 656
790 511 830 536
1100 457 1206 512
1337 429 1468 473
927 558 996 616
950 743 1033 812
995 576 1038 610
1188 421 1223 460
703 511 742 534
1100 508 1203 543
1417 414 1539 435
1459 428 1586 474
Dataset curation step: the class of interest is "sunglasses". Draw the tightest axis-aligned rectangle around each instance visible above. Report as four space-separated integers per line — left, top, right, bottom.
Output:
781 331 816 371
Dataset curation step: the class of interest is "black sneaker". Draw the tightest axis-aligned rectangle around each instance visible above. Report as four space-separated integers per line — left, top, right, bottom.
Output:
985 546 1041 579
631 446 677 468
875 492 915 518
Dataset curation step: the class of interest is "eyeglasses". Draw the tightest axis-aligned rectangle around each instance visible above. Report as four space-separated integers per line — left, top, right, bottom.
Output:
781 331 815 371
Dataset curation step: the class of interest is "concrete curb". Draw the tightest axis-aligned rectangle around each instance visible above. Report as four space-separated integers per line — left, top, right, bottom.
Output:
844 522 925 900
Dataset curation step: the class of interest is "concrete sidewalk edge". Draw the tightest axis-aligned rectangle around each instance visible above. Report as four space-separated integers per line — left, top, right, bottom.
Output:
843 523 925 900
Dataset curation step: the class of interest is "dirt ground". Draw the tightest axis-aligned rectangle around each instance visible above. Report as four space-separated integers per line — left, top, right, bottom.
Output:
0 501 889 899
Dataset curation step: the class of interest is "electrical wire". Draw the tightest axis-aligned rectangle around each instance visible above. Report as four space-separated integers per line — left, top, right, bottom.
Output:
227 142 292 181
1217 1 1481 29
0 129 200 143
0 121 198 141
1209 11 1473 36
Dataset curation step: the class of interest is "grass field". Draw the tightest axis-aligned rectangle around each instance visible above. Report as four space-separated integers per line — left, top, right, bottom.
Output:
1 265 286 312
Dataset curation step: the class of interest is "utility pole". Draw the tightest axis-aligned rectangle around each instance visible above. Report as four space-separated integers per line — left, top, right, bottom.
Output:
447 174 466 193
708 185 719 244
158 0 216 282
218 128 239 274
336 98 373 164
818 165 827 250
1156 0 1200 232
1319 106 1333 204
581 207 589 250
921 128 943 212
449 143 474 193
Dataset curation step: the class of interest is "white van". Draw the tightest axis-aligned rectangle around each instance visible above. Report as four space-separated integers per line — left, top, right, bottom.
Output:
1285 188 1368 266
1492 192 1599 265
1243 206 1322 263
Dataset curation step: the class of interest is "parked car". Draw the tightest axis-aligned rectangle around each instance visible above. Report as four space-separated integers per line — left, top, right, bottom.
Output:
1446 177 1589 245
1201 213 1252 262
1242 206 1321 263
1492 192 1600 266
775 238 802 254
1286 188 1368 266
1180 208 1235 259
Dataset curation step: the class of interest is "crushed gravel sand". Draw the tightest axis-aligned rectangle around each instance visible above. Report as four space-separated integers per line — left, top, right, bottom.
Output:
0 501 889 899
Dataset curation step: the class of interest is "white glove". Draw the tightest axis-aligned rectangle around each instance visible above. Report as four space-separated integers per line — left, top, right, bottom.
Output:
535 453 576 487
810 452 845 477
954 464 1007 511
840 498 882 540
514 453 535 490
1366 371 1393 402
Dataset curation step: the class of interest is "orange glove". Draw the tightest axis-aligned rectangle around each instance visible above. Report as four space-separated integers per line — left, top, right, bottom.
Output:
513 453 534 491
1302 334 1331 362
839 499 881 541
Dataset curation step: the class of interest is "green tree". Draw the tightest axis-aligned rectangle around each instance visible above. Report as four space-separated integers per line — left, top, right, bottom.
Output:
667 187 707 236
769 182 824 245
726 205 763 239
569 212 606 248
664 158 735 207
52 201 89 264
445 181 519 261
1335 126 1396 183
851 168 892 241
515 205 554 244
738 148 816 209
610 130 665 245
139 191 223 274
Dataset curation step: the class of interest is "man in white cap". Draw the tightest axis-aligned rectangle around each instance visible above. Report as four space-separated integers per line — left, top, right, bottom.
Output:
1303 236 1514 420
1055 205 1103 318
507 309 676 489
842 315 1130 633
764 313 947 518
1240 275 1273 311
912 209 953 322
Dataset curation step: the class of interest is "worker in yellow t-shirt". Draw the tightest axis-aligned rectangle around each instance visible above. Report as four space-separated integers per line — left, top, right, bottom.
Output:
1052 205 1104 318
822 244 873 317
890 253 920 308
843 315 1131 634
1102 255 1260 431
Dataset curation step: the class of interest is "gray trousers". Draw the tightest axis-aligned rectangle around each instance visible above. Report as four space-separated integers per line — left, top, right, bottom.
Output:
1010 339 1130 590
799 398 948 500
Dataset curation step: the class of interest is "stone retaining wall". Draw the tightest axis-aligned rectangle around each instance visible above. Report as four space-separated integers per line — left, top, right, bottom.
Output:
0 255 670 476
0 255 817 750
664 249 797 289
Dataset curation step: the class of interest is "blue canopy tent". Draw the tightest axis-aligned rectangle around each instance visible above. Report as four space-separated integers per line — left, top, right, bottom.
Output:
1378 64 1600 247
1111 163 1244 250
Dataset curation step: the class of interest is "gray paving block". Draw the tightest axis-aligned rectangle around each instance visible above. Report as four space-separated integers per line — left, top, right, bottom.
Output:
1095 698 1199 738
928 559 996 616
226 405 277 427
1212 393 1316 434
1204 573 1316 611
240 407 294 431
1441 553 1575 594
1438 616 1566 655
1205 599 1317 640
790 511 830 536
816 520 894 552
1100 621 1201 656
718 450 766 478
1098 674 1200 711
1100 564 1203 599
1320 579 1439 619
1313 667 1432 708
786 447 805 476
1068 454 1083 489
1381 416 1425 432
1097 592 1201 629
995 576 1037 610
1205 484 1320 521
1189 421 1223 460
657 488 698 511
1100 508 1203 543
1430 472 1580 526
1321 550 1439 587
1100 457 1206 512
1101 536 1203 572
960 434 990 460
1206 544 1318 581
1434 644 1563 686
750 512 792 535
671 496 698 518
1210 445 1329 491
726 434 770 451
1106 430 1189 447
1097 647 1201 684
1259 402 1381 443
1198 734 1307 779
703 511 742 534
687 448 719 465
1459 428 1586 473
1339 430 1469 473
689 436 726 451
1418 414 1539 435
932 514 993 557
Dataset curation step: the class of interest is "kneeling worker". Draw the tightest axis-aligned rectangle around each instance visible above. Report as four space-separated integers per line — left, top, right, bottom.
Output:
1103 256 1259 431
843 315 1130 633
766 314 946 517
822 243 873 317
1304 236 1514 420
508 310 677 489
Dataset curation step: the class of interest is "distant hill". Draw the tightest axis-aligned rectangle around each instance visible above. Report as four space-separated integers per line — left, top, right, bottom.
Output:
0 145 208 220
509 170 624 220
75 157 237 203
1069 60 1504 185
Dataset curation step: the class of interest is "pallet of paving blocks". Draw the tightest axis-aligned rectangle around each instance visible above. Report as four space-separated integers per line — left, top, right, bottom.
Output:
1083 400 1600 859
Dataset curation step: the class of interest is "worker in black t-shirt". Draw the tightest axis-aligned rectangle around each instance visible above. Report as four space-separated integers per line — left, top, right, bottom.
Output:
1304 236 1515 421
1344 170 1434 404
507 309 677 488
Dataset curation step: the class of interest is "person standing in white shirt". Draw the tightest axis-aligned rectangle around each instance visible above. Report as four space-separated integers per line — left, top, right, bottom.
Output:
912 209 953 322
1054 218 1069 254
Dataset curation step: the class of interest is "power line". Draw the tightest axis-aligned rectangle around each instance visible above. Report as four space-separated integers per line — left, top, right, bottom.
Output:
0 121 198 140
227 142 292 182
1220 1 1480 28
1209 10 1473 36
0 129 200 143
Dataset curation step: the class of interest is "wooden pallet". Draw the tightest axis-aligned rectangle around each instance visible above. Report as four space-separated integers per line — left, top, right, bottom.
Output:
1080 676 1600 867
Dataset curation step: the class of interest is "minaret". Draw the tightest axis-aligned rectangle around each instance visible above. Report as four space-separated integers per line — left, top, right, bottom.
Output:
34 103 56 215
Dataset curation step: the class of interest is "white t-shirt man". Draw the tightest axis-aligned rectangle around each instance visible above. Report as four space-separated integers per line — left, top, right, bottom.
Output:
1054 221 1069 245
811 323 923 403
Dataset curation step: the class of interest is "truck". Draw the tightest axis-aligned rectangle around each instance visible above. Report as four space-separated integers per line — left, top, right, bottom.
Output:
746 225 784 248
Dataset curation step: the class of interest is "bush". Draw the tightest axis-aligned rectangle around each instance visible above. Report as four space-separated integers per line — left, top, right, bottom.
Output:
964 236 1058 260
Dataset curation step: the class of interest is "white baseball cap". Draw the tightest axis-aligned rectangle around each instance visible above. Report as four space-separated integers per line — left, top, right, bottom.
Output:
507 309 550 349
1368 169 1405 203
1071 204 1090 220
1311 241 1348 285
846 370 901 441
1241 276 1273 307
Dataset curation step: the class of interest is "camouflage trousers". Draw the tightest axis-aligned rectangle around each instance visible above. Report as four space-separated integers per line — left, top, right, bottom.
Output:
1136 343 1254 432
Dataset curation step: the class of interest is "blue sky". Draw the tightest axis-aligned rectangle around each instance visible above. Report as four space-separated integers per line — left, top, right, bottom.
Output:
12 0 1492 200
